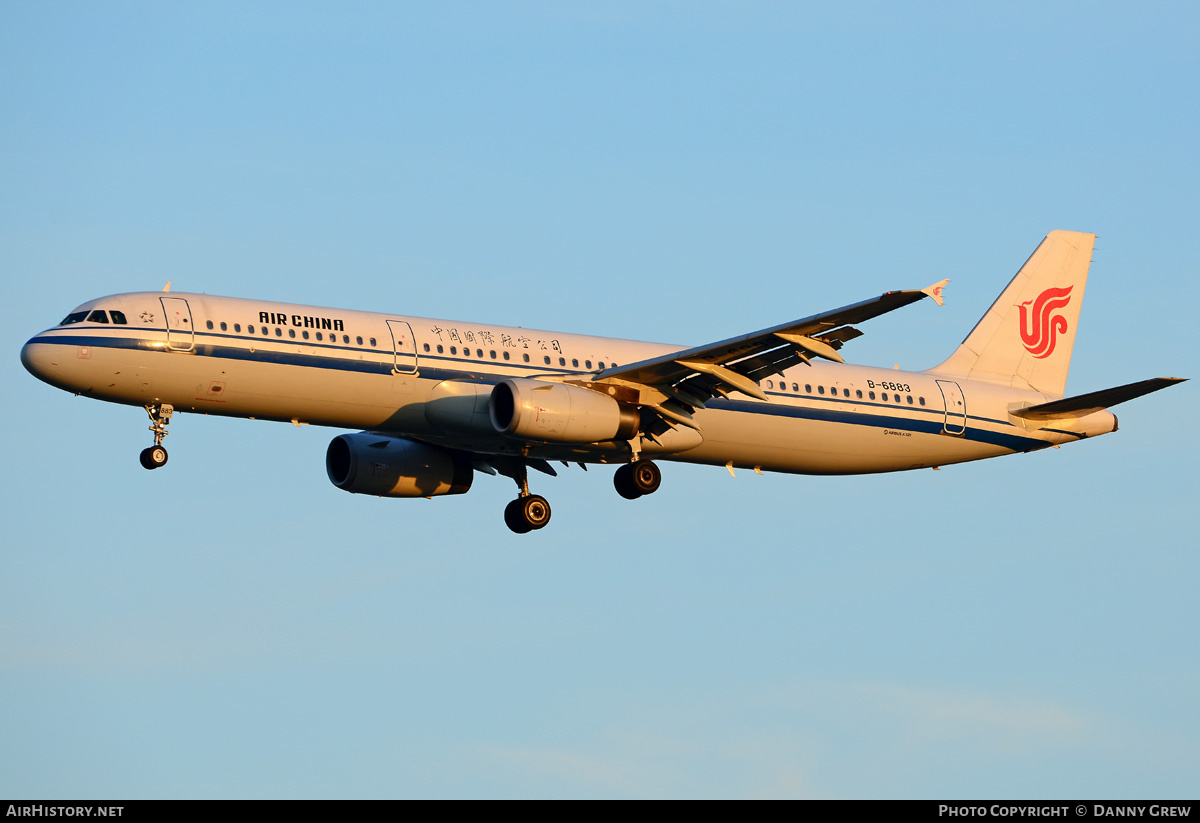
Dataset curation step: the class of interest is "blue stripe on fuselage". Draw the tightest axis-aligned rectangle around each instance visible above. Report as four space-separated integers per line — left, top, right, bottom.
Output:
713 398 1046 452
28 331 1053 452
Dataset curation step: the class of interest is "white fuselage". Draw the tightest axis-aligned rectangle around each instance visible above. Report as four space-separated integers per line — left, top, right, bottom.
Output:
20 291 1118 475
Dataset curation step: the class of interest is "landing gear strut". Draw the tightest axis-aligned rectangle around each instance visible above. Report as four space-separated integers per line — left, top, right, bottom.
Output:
614 460 661 499
139 403 174 470
504 460 552 534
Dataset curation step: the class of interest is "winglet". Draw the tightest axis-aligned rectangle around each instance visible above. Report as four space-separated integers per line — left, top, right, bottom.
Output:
162 281 172 293
922 279 949 306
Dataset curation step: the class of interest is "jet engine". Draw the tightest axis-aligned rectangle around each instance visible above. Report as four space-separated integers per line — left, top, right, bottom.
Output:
489 378 639 444
326 433 473 497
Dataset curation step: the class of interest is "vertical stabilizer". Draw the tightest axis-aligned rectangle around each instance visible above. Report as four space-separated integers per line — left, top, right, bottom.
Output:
927 230 1095 397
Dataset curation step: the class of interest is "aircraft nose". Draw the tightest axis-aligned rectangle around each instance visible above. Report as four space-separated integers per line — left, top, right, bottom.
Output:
21 337 58 385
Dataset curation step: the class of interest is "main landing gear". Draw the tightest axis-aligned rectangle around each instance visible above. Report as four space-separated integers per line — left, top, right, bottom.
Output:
139 403 174 471
504 461 552 534
500 458 661 534
614 460 661 500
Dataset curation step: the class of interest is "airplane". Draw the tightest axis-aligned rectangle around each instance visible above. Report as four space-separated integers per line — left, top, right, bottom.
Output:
20 230 1185 534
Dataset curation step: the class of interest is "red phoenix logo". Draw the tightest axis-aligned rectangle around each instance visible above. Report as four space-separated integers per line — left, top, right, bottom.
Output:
1018 286 1073 359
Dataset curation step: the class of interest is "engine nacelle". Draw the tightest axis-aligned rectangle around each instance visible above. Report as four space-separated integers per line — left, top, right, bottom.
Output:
489 378 639 444
326 434 473 497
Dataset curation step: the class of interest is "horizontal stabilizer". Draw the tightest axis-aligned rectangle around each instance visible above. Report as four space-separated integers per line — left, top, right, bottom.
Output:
1012 377 1186 421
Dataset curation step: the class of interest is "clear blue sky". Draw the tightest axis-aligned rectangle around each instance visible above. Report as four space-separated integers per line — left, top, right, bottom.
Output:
2 1 1197 798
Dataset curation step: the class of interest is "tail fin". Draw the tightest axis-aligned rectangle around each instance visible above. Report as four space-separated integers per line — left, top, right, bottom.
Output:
927 230 1096 396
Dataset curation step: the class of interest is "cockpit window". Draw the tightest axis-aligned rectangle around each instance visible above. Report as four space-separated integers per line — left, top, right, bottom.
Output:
110 310 128 325
87 310 110 324
60 311 88 326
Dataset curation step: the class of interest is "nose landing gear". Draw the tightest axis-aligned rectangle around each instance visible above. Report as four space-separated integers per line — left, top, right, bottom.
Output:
139 404 174 470
139 444 168 470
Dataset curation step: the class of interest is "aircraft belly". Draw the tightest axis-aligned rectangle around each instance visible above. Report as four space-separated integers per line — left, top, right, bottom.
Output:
177 355 432 430
36 339 435 432
22 340 154 403
677 403 1006 474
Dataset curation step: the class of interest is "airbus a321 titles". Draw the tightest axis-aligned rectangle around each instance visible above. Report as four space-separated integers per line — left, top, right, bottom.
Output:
21 231 1184 533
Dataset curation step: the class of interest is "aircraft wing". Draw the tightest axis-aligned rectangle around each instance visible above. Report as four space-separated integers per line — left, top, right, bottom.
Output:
591 280 947 432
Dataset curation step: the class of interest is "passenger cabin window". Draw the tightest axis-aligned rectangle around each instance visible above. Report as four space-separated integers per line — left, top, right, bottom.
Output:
503 351 510 361
275 328 282 337
805 384 812 393
919 397 926 406
544 356 551 365
522 353 530 363
437 345 444 353
206 320 214 329
423 343 430 352
818 386 825 394
371 338 377 347
234 323 241 332
856 389 863 398
88 310 109 324
356 336 363 345
289 329 296 338
450 346 457 355
559 357 566 366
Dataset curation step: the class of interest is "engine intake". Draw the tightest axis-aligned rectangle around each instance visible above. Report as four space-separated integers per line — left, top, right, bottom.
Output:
489 378 639 444
326 434 473 497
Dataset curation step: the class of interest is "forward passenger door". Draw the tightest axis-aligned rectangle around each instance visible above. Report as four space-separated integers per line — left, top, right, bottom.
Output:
160 297 194 352
387 319 418 374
